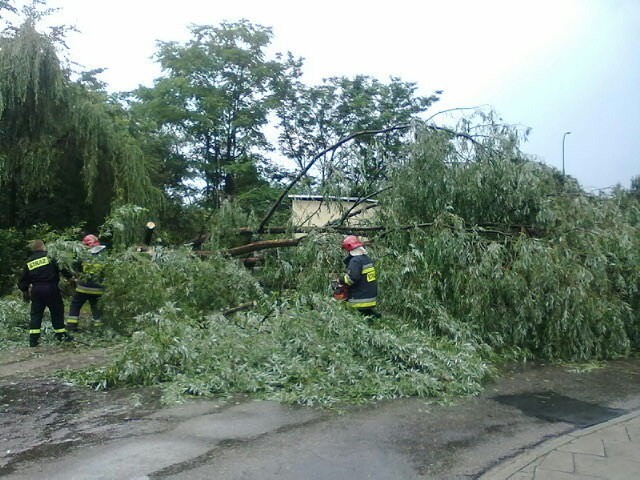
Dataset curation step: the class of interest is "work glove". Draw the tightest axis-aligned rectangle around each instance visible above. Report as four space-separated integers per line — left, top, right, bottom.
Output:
22 290 30 302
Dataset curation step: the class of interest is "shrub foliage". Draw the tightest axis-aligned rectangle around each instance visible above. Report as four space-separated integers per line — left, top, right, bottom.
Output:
72 297 489 405
375 130 639 360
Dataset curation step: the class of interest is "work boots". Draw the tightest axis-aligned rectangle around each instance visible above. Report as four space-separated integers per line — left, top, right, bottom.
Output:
29 332 73 347
29 334 40 348
55 332 74 343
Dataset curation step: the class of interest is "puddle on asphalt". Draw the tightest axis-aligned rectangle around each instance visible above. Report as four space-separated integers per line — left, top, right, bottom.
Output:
493 390 627 427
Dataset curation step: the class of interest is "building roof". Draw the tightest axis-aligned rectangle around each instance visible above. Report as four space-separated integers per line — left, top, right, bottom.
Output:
288 195 378 204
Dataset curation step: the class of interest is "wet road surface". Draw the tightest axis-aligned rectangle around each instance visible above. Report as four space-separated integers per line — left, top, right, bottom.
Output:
1 350 639 479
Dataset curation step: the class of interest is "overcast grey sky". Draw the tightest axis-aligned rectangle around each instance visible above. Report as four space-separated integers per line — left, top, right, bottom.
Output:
9 0 639 189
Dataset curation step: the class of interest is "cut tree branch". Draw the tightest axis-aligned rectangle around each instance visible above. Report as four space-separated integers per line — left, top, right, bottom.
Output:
424 125 483 147
195 222 538 259
325 186 392 228
424 105 491 123
256 125 411 233
222 301 256 316
196 238 303 257
237 222 537 237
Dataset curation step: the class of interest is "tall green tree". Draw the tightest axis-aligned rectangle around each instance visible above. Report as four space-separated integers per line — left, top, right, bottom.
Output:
275 75 440 196
0 6 159 229
133 20 300 208
0 8 66 226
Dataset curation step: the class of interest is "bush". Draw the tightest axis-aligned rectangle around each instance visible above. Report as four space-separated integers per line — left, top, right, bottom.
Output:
98 247 265 332
0 228 27 296
0 297 30 348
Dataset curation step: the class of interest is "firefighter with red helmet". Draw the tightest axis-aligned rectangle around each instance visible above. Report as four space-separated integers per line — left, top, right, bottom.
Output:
66 234 106 330
340 235 379 316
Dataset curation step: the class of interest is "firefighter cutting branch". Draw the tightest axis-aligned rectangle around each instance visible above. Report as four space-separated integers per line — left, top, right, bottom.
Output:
66 234 107 331
334 235 379 318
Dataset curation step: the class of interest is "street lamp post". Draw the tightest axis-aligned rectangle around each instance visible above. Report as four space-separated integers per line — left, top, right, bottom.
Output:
562 131 571 176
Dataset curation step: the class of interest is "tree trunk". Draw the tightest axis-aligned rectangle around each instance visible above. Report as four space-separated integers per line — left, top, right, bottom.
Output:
195 238 302 257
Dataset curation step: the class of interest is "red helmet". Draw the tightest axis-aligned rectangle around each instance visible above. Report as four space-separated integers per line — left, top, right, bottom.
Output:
341 235 363 252
82 234 100 248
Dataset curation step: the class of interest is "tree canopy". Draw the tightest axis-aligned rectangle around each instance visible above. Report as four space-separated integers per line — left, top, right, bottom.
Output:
276 75 440 195
130 20 298 209
0 9 159 229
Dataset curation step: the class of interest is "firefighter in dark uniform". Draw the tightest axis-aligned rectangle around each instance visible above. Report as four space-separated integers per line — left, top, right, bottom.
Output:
66 234 106 331
341 235 379 317
18 240 73 347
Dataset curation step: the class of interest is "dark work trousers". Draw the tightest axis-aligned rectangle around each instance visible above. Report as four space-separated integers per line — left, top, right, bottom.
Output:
67 292 102 328
29 284 66 345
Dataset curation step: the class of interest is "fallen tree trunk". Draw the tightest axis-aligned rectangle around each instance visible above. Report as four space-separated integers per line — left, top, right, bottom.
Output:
238 222 537 237
237 226 368 234
222 301 256 316
195 223 538 258
195 238 303 257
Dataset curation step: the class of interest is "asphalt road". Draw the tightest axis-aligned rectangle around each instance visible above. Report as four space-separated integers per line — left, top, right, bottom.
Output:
2 355 640 479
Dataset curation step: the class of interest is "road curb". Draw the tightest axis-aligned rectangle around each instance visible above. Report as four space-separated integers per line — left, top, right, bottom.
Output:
479 409 640 479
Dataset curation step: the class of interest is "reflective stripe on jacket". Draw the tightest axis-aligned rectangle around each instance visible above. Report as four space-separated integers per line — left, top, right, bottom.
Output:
343 253 377 309
75 252 106 294
18 251 61 291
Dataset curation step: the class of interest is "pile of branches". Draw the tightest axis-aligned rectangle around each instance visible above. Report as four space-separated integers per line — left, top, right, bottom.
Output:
11 118 637 405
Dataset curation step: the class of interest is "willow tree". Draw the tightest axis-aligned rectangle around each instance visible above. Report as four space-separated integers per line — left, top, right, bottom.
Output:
0 15 66 226
0 12 159 228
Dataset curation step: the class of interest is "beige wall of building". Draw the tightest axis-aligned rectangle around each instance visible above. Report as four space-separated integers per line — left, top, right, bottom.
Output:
290 196 377 228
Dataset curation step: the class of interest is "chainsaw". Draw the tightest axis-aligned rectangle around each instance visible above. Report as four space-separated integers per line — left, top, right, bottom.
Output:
330 280 349 301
